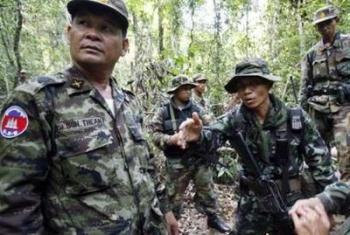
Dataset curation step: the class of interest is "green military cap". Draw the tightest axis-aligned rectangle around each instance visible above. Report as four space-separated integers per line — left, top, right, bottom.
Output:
167 75 196 94
224 58 280 93
192 73 208 83
312 5 339 25
67 0 129 31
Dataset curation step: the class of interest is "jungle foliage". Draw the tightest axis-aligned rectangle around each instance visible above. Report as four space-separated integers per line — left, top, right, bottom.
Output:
1 0 350 181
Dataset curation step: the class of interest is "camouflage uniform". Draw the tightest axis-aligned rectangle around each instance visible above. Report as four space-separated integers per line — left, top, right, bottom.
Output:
299 5 350 179
192 92 210 112
0 67 166 234
316 182 350 234
192 74 214 122
149 76 217 219
317 182 350 215
199 59 336 235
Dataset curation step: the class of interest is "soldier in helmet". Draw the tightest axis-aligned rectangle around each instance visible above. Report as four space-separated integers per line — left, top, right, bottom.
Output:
299 5 350 180
149 75 231 233
0 0 178 234
177 58 336 235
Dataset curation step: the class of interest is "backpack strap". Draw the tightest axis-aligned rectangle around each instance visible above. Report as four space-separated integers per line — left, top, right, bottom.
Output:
169 104 177 133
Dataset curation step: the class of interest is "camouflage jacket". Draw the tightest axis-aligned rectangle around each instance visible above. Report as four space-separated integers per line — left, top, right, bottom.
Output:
192 93 208 111
200 95 335 188
300 32 350 113
317 182 350 215
0 67 165 235
149 98 207 159
192 93 214 123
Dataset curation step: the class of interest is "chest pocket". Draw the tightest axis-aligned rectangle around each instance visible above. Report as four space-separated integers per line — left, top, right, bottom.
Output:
335 48 350 78
312 56 328 80
56 127 114 195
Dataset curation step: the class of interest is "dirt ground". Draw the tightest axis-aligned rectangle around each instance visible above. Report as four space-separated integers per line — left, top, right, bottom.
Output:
176 182 347 235
178 183 237 235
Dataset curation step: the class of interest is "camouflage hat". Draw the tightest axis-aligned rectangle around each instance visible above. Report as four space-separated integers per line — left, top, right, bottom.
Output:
312 5 339 25
224 58 280 93
192 74 208 83
67 0 129 31
167 75 196 94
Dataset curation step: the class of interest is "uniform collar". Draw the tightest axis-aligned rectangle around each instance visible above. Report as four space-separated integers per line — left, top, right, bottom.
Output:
170 97 192 110
65 67 94 96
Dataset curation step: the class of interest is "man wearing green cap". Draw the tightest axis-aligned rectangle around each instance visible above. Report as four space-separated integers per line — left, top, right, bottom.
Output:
192 74 214 123
299 5 350 180
0 0 174 234
177 58 336 235
149 75 231 233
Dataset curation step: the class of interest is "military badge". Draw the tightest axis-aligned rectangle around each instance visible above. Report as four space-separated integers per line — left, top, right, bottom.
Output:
319 12 326 19
71 79 84 89
0 106 29 138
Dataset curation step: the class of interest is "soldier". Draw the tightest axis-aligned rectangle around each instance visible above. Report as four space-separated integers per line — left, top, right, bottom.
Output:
178 58 336 235
0 0 177 234
192 74 209 110
149 75 231 233
192 73 215 124
299 5 350 180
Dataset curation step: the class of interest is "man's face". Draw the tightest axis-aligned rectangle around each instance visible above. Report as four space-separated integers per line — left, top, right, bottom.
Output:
194 80 207 94
316 18 337 39
174 86 192 103
67 9 129 70
236 77 271 110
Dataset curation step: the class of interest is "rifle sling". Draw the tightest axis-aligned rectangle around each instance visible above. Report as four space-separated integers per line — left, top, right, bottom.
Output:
169 104 177 133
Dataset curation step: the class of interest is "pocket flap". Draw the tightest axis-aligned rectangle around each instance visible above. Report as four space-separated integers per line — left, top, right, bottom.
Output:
58 128 113 157
312 57 327 65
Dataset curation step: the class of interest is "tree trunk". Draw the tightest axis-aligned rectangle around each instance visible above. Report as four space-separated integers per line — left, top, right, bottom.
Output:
13 0 23 88
158 5 164 58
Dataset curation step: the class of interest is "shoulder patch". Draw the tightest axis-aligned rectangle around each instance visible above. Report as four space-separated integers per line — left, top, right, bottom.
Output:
0 106 29 138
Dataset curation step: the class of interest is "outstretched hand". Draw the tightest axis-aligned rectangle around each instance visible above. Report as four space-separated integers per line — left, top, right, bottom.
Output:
179 112 203 143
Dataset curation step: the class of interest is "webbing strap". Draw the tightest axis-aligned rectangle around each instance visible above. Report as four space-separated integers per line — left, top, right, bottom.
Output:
169 104 177 133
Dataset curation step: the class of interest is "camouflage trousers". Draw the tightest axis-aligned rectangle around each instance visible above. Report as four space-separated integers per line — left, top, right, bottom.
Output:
165 158 217 219
234 194 294 235
310 105 350 180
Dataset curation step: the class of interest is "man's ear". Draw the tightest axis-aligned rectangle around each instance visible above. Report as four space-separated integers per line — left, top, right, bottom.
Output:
121 38 129 56
66 24 72 43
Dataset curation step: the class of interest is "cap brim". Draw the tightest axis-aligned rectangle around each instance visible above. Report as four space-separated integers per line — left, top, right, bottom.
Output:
224 74 280 93
313 15 337 25
167 83 196 94
67 0 128 30
194 78 208 82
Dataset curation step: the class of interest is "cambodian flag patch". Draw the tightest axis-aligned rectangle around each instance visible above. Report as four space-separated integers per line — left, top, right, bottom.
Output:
0 106 29 138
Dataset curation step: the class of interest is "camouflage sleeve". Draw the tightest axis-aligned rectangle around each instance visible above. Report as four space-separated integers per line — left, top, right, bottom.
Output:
301 110 336 189
317 182 350 215
199 112 234 152
299 53 312 111
133 102 171 214
0 91 50 234
197 104 211 126
148 107 172 150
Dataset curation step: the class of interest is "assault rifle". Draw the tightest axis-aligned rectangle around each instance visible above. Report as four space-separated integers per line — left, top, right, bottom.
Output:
235 131 288 214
